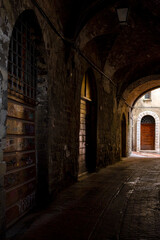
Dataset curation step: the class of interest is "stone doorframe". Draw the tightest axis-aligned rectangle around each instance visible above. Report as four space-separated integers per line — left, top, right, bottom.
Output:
136 111 159 152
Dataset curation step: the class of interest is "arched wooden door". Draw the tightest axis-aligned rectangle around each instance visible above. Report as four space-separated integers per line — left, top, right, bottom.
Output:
78 71 97 176
121 114 126 157
141 115 155 150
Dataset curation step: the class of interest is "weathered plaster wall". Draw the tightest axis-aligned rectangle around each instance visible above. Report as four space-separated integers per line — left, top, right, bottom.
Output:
132 88 160 151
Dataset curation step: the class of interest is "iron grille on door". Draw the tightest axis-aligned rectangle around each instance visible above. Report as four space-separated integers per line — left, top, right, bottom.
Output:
141 115 155 124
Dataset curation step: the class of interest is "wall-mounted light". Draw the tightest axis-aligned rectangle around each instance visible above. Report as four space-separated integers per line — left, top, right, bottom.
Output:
116 8 129 25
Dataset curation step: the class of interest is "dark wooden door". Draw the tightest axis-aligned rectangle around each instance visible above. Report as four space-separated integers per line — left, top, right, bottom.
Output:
141 123 155 150
79 99 96 175
121 115 126 157
4 17 36 227
79 72 97 176
79 99 92 175
85 101 92 171
79 99 87 175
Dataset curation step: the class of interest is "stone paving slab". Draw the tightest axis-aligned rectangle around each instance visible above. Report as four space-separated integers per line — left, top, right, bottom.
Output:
131 151 160 158
5 157 160 240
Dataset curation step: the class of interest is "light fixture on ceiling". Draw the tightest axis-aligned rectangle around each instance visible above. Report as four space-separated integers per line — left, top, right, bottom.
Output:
116 8 129 25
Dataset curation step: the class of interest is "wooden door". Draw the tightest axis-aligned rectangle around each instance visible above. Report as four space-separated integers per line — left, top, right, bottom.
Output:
141 123 155 150
4 16 37 227
79 99 93 174
121 114 126 157
79 99 87 175
79 72 96 176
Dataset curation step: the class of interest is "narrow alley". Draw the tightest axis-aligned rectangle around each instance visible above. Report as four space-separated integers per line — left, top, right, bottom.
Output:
1 1 160 237
6 155 160 240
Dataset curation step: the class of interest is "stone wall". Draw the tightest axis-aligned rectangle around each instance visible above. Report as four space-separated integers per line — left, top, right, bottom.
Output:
0 0 123 234
132 88 160 151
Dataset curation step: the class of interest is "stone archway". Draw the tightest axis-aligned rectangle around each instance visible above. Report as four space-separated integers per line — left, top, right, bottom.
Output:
137 111 159 152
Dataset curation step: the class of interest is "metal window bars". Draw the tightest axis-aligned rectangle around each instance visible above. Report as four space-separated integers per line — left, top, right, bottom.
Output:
8 17 37 102
144 92 151 100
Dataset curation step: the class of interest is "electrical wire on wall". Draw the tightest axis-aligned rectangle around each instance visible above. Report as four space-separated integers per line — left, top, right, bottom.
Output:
31 0 131 108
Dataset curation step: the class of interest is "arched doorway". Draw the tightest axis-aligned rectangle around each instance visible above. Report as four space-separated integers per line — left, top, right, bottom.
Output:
78 70 97 176
4 11 48 227
141 115 155 150
136 111 159 152
121 114 126 157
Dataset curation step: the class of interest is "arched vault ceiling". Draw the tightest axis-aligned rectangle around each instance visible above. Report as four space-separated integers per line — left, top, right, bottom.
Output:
122 76 160 107
76 7 119 50
53 0 119 39
113 56 160 98
43 0 160 91
52 0 160 38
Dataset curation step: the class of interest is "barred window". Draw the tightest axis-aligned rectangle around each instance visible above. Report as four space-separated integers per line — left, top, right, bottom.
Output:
8 16 37 102
144 92 151 100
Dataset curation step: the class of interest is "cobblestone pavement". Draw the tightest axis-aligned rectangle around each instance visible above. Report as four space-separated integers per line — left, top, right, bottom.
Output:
6 156 160 240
